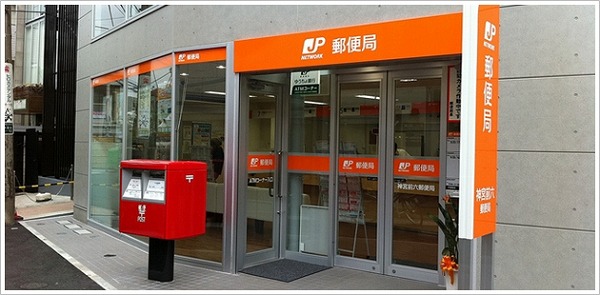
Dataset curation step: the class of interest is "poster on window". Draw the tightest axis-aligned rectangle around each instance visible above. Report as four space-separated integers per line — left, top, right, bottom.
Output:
157 99 171 134
192 122 211 147
137 76 151 138
447 65 461 122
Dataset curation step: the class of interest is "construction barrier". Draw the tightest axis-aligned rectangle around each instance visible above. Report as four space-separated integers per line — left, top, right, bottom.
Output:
17 181 74 190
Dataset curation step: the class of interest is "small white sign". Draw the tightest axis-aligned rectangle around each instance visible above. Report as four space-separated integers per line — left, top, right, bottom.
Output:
123 178 142 199
290 70 320 95
144 179 165 202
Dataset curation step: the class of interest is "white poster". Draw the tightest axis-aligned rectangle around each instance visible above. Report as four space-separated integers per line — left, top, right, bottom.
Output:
137 76 151 138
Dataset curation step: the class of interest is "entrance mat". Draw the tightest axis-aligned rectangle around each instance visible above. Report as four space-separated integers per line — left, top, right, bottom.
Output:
241 259 331 283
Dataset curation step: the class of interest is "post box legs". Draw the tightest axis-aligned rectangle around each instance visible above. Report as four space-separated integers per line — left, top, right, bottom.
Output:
148 238 174 282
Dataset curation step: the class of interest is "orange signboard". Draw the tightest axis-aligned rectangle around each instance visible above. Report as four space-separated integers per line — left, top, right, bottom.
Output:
126 55 172 77
471 5 499 238
175 48 226 65
234 12 462 72
92 69 124 87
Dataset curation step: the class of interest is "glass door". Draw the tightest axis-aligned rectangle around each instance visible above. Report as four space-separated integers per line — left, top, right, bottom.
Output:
242 75 285 266
385 69 442 282
334 68 443 283
335 72 385 272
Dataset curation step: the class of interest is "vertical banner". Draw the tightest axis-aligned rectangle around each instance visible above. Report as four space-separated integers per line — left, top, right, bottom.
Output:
459 5 499 239
4 63 14 134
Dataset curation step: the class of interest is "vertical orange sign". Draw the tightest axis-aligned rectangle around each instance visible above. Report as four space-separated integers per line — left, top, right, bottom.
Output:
472 5 499 238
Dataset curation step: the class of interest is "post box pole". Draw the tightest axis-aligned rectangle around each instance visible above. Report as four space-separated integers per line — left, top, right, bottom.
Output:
148 238 175 282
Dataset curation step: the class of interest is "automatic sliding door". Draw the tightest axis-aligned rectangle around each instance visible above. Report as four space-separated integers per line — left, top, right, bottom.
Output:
335 73 384 272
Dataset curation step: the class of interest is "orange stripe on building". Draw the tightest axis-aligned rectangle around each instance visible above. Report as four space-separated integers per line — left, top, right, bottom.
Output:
92 70 125 87
175 47 226 65
126 54 172 77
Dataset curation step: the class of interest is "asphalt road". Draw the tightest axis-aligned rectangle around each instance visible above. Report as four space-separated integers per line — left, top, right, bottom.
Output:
3 222 103 290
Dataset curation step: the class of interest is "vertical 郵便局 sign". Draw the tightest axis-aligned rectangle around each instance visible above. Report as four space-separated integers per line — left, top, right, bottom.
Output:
459 5 499 239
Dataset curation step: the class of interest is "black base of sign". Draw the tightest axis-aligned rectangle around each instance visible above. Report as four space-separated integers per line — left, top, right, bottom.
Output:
148 238 174 282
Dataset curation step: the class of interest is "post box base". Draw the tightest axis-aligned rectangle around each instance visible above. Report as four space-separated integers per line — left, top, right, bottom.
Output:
148 238 174 282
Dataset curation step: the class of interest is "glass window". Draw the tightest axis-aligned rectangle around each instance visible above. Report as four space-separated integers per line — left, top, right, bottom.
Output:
93 5 154 37
129 5 152 18
126 55 173 160
24 19 44 84
25 4 45 22
175 52 227 263
94 5 126 36
90 70 125 228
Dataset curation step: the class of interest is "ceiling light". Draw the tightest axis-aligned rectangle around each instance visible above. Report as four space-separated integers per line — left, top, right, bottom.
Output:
304 100 328 106
204 90 226 96
355 94 380 100
216 65 226 69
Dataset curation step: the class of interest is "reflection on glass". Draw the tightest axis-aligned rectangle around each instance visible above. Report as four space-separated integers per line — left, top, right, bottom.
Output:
126 56 172 161
245 75 280 254
90 71 124 229
337 80 380 260
391 77 441 269
175 60 226 263
286 73 331 255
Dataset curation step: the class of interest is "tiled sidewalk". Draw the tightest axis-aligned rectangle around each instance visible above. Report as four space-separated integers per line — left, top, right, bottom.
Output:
20 216 443 292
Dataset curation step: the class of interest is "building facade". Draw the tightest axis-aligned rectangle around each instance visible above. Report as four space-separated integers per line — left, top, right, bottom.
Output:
73 4 597 290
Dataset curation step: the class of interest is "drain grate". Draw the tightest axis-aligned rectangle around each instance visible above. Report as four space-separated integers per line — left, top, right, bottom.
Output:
103 254 116 257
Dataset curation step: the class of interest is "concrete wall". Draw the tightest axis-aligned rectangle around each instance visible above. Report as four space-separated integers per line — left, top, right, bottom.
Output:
496 5 595 290
74 4 596 290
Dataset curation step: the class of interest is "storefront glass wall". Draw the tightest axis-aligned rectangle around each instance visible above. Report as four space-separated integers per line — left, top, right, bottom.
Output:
90 70 125 228
391 76 441 270
175 59 227 263
125 55 172 161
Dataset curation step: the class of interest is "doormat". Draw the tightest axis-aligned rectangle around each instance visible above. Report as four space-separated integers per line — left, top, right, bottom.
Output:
241 259 331 283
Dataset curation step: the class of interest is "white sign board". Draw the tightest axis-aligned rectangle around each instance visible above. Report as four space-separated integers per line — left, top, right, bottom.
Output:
4 63 14 134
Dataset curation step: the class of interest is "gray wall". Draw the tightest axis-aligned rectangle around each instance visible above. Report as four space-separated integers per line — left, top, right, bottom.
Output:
496 5 595 290
74 4 596 290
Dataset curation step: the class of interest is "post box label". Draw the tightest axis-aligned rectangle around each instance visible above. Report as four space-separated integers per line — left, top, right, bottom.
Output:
123 178 142 199
137 204 147 223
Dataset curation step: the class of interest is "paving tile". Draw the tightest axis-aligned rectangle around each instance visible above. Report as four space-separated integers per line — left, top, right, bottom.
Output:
22 216 443 291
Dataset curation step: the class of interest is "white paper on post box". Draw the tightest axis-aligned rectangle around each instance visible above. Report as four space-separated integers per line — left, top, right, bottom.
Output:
123 178 142 199
144 178 165 202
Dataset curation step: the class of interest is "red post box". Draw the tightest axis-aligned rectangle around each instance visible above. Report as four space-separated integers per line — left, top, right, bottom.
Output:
119 159 207 281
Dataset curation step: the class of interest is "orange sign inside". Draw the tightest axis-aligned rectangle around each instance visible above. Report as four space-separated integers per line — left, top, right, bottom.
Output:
472 5 499 238
393 159 439 178
287 154 329 173
234 12 462 72
338 157 378 175
247 154 276 172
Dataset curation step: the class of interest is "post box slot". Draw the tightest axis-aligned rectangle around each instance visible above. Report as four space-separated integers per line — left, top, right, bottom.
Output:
121 169 166 203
